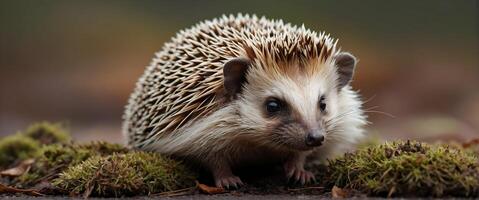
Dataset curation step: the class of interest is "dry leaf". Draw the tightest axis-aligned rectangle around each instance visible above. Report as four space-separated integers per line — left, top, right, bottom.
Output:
0 183 43 196
0 158 35 177
331 186 348 198
196 181 226 194
463 138 479 148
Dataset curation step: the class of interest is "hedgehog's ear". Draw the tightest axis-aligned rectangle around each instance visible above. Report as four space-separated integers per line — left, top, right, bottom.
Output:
223 58 250 97
334 52 357 90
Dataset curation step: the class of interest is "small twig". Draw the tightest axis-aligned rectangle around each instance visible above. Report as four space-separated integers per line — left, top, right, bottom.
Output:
287 186 325 191
0 183 44 196
153 186 196 197
29 164 67 185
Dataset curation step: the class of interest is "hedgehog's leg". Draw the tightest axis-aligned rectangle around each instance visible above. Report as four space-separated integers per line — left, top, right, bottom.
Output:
283 152 315 185
209 158 243 189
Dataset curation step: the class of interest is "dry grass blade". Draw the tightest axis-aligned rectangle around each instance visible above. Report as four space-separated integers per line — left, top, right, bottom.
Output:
154 186 196 197
0 183 43 196
287 186 325 191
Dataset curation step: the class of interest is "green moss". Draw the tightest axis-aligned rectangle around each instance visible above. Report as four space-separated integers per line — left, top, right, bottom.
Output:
326 140 479 197
0 134 40 168
15 141 129 187
54 152 197 197
23 122 71 144
0 121 70 168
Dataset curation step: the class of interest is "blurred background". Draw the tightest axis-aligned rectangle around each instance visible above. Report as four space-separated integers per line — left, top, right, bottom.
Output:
1 0 478 143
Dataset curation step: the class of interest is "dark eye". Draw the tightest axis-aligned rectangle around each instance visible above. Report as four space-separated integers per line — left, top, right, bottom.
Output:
319 96 326 112
266 98 282 114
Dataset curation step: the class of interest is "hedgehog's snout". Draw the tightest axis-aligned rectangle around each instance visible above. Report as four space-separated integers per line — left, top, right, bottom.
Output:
305 129 325 147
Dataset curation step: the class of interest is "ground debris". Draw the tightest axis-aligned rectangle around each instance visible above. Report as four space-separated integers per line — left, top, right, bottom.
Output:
0 159 35 177
0 183 43 196
331 186 348 198
197 181 226 194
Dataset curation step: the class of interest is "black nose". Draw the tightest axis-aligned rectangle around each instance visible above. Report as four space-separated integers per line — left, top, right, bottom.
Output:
305 131 325 147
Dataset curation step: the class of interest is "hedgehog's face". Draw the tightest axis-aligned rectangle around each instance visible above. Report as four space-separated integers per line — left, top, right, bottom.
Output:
223 53 357 151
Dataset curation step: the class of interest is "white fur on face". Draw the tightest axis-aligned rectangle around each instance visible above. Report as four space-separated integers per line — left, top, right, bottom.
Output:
235 57 366 159
238 61 342 137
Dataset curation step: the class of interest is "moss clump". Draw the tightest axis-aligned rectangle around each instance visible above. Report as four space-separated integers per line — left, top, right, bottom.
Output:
23 122 70 145
327 140 479 197
15 142 129 187
0 134 40 168
0 121 70 168
54 152 197 197
33 142 129 168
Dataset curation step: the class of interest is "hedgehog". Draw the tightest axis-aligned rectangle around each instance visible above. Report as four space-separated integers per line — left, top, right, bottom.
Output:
123 14 366 188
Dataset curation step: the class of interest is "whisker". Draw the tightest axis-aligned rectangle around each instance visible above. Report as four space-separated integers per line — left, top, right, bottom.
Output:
363 110 395 118
325 109 359 125
361 94 377 105
363 106 380 111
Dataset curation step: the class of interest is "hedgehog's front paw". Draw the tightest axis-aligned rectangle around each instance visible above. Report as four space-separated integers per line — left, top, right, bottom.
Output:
214 174 243 189
284 159 315 185
210 161 243 189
